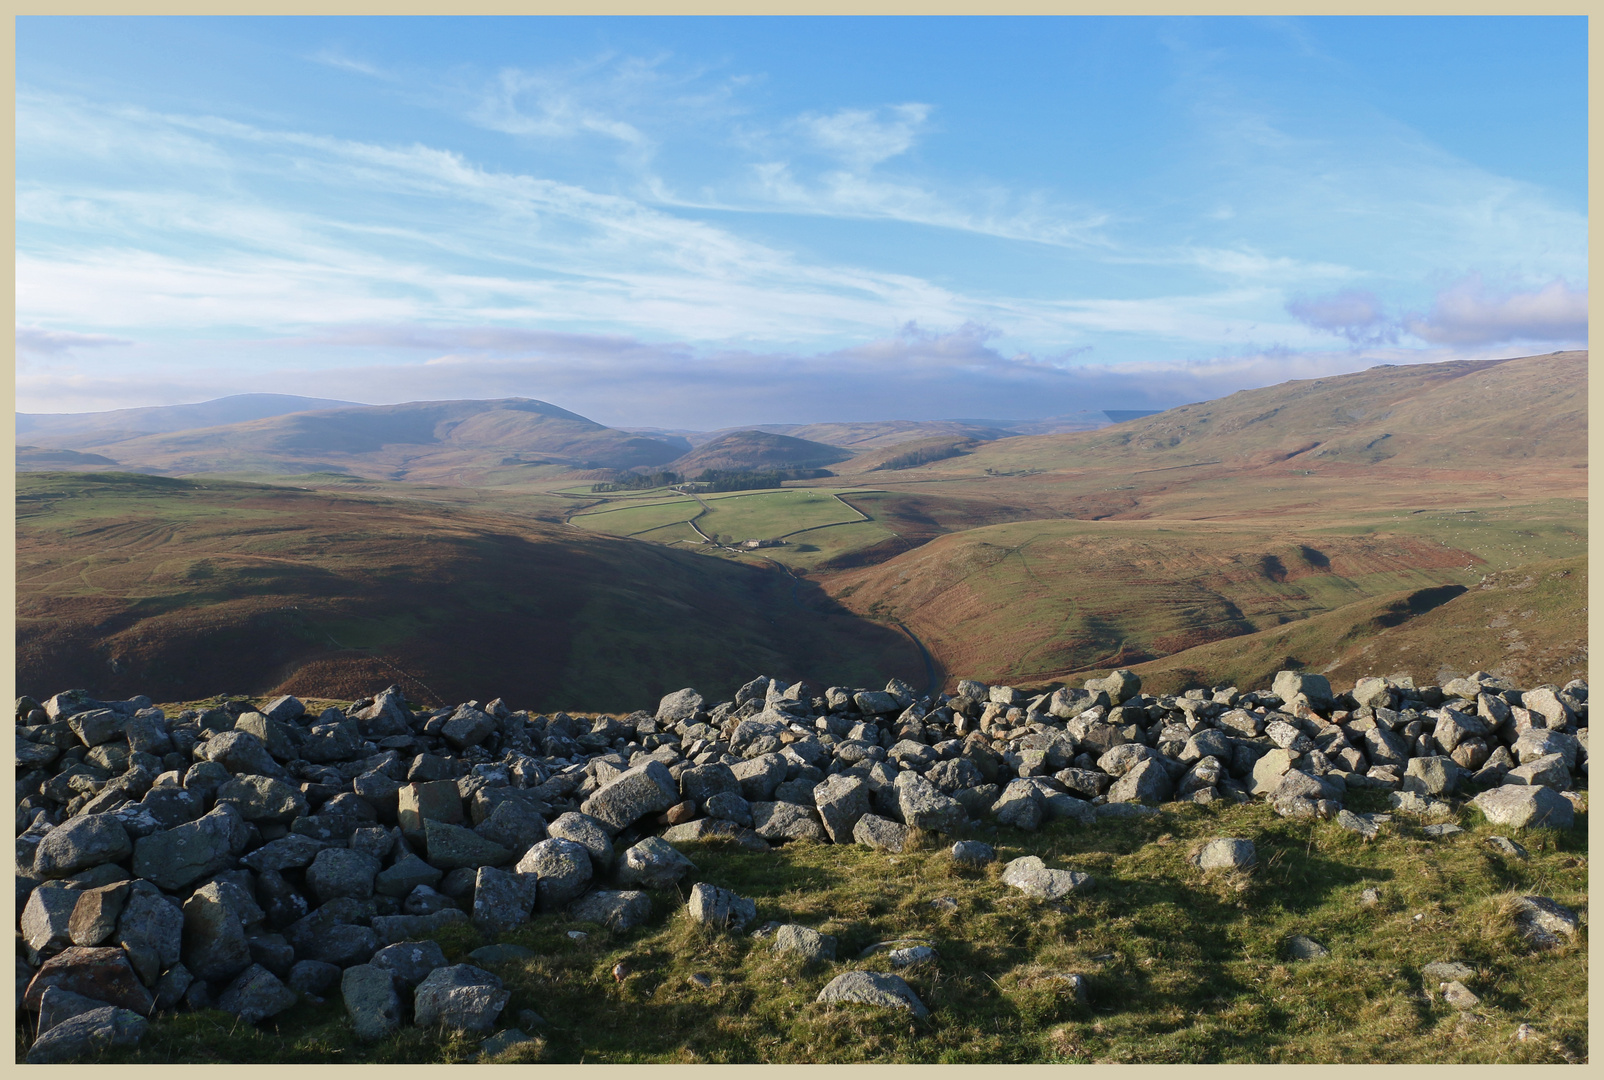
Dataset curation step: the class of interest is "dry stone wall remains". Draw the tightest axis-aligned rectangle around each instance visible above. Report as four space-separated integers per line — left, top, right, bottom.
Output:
13 668 1587 1058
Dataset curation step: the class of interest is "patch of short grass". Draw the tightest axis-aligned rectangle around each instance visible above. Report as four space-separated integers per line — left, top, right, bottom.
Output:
79 796 1585 1063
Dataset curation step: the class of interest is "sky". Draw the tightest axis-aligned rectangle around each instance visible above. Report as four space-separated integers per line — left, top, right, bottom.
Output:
15 16 1589 429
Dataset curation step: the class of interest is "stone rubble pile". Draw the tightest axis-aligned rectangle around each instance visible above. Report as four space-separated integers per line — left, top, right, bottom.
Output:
14 667 1587 1058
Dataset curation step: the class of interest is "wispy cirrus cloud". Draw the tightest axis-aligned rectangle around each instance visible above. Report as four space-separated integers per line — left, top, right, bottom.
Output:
16 326 134 355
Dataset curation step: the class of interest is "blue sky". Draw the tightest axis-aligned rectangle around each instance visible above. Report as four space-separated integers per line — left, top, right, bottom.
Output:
15 16 1588 428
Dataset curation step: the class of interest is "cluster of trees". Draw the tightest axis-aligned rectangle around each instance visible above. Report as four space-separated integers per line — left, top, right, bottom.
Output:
693 467 833 492
590 471 683 492
867 441 972 471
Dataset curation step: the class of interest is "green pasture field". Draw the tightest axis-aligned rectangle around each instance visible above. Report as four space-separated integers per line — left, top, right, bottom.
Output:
64 792 1587 1064
570 495 702 536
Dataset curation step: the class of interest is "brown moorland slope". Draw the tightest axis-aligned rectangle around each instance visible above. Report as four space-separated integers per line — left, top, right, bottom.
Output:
664 429 854 473
16 472 925 709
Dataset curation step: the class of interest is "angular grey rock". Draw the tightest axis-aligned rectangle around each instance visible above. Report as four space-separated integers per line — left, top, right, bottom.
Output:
442 706 497 751
1420 823 1463 839
772 923 837 963
343 963 404 1041
372 939 449 990
852 813 908 853
23 945 155 1015
215 774 307 823
33 814 133 879
1470 785 1574 830
1272 671 1333 711
661 817 771 850
477 798 549 852
218 963 298 1024
991 780 1044 831
679 763 742 803
1403 756 1461 797
1084 669 1141 704
546 812 616 870
1107 757 1173 805
37 986 112 1036
1362 724 1411 770
656 688 705 723
816 971 929 1017
22 882 80 955
1440 980 1479 1009
751 800 827 842
376 853 444 898
413 964 509 1033
240 834 327 873
116 884 185 979
1504 753 1572 790
1422 960 1474 981
1001 856 1094 900
1098 742 1159 777
288 959 342 996
306 847 382 903
1194 838 1256 870
1336 809 1381 839
887 945 938 968
894 770 966 833
1485 835 1529 860
731 753 788 802
424 817 512 870
812 774 870 843
515 837 594 912
26 1005 147 1064
616 836 696 889
951 840 996 866
203 729 281 776
686 882 756 931
132 804 250 891
182 881 254 985
580 760 679 834
569 890 653 932
471 866 538 936
1511 895 1579 949
1286 934 1329 959
68 881 131 947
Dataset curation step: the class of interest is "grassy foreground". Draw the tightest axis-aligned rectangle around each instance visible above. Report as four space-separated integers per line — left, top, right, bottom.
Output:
51 790 1587 1064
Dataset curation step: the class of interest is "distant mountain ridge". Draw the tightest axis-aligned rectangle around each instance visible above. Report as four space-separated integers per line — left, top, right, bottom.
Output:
16 393 367 446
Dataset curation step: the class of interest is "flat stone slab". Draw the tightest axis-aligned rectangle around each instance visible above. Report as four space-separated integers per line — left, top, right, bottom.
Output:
816 971 929 1018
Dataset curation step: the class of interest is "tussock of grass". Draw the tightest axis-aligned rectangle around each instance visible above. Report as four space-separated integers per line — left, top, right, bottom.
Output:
66 796 1586 1064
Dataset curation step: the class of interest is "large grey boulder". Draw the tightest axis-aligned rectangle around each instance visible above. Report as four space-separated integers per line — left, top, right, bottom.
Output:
991 779 1044 831
546 812 616 870
1002 856 1094 900
812 774 871 843
1272 670 1333 711
1403 756 1460 797
202 729 281 776
376 853 443 898
680 763 742 803
772 923 837 963
1084 669 1141 704
22 882 80 955
218 963 298 1024
306 847 382 903
36 986 112 1036
343 963 404 1041
240 834 327 873
616 837 696 889
731 754 788 802
26 1005 148 1064
580 760 679 834
182 881 254 985
1511 895 1580 949
1194 838 1257 871
816 971 929 1017
116 883 185 982
686 882 756 931
515 837 594 911
423 818 512 870
1470 785 1575 830
1107 758 1173 805
751 801 827 842
656 688 704 723
33 814 133 879
852 814 908 853
570 890 653 932
215 775 307 823
132 804 250 891
413 964 509 1033
22 945 155 1015
471 866 538 935
1504 753 1572 790
68 881 131 947
371 939 449 991
894 771 966 833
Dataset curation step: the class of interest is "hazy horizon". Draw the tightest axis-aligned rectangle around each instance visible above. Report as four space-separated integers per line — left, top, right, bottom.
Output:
17 16 1587 429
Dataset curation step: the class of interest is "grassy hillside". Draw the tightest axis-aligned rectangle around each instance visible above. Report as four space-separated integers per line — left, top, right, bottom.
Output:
16 393 363 446
1106 555 1586 697
38 398 687 480
666 430 855 473
70 795 1587 1064
15 472 925 708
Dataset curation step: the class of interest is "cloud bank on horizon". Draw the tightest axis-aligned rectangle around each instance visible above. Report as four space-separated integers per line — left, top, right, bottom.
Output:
15 16 1587 428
